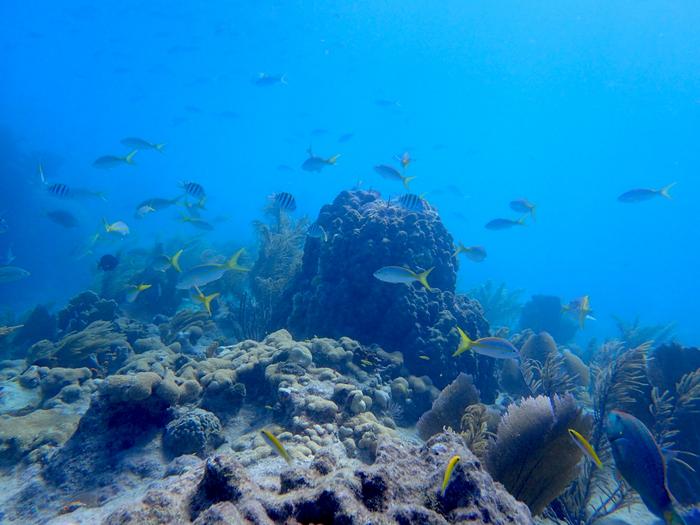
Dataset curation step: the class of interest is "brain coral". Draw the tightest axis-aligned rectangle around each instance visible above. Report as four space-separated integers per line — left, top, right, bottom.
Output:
273 190 491 394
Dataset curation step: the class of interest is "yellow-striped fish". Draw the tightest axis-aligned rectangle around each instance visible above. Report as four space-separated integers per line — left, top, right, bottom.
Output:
568 428 603 469
441 455 461 495
261 429 292 464
192 286 220 316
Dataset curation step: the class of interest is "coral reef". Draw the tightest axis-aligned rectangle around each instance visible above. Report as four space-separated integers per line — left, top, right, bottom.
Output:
103 431 531 525
57 291 119 334
163 408 225 458
486 394 591 515
416 373 480 441
520 295 577 344
273 190 491 392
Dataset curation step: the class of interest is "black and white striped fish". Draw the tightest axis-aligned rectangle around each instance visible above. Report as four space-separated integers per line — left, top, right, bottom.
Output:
180 181 206 199
46 182 105 201
397 193 426 212
273 192 297 212
307 222 327 241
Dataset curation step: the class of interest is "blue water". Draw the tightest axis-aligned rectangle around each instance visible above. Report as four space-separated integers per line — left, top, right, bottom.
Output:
1 1 698 344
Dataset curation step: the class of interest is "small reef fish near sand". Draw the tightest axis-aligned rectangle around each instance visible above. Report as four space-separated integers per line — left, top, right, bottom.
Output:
93 150 137 169
301 148 340 172
176 248 249 289
120 137 165 152
261 429 292 464
125 284 151 303
453 327 519 359
441 455 460 495
453 243 487 262
618 182 676 203
568 428 603 469
0 266 30 284
509 198 536 219
606 410 686 525
374 164 415 189
192 286 219 315
485 217 526 230
373 266 433 291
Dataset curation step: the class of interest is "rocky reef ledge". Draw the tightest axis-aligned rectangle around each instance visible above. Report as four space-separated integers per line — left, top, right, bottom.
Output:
0 329 530 524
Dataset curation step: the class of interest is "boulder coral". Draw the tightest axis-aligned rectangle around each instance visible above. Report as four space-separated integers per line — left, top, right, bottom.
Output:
273 190 492 393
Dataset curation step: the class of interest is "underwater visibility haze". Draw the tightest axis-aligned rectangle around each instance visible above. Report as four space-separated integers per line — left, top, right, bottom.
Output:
0 1 699 524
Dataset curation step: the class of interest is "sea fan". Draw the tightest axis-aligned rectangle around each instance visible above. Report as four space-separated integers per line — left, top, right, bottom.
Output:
486 394 591 515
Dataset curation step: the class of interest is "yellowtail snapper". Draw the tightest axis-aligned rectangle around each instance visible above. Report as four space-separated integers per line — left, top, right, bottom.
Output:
307 223 327 241
125 284 151 303
453 243 487 262
485 217 526 230
373 266 433 291
153 249 183 273
120 137 165 152
180 215 214 231
302 147 340 172
176 248 249 289
192 286 220 315
93 150 137 169
509 198 536 220
453 327 518 359
618 183 676 203
374 164 415 189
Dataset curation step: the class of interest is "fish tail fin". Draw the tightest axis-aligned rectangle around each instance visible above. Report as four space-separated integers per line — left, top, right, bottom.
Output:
453 242 465 257
327 154 341 165
530 206 536 221
179 214 191 223
170 249 183 273
416 267 433 291
517 215 527 225
202 292 220 316
102 217 110 232
280 74 288 85
124 150 137 164
226 248 249 272
38 163 46 185
403 175 417 190
453 327 473 357
155 143 166 153
660 182 676 199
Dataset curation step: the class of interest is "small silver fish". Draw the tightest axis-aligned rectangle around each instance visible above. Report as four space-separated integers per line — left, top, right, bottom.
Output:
373 266 433 291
